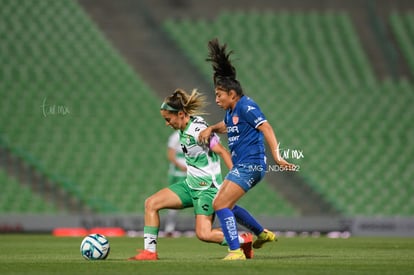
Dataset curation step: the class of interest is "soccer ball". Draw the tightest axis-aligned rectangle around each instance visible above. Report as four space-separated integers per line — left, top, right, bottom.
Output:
80 234 110 260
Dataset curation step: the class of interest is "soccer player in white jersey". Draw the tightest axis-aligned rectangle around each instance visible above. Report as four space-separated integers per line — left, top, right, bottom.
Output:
129 88 262 260
198 39 296 260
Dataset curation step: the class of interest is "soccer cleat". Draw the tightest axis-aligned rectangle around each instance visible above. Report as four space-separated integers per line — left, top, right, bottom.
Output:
253 229 277 249
240 232 254 259
222 248 246 260
128 249 158 261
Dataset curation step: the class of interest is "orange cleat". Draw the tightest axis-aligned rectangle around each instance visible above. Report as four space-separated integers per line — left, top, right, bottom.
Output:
240 232 254 259
128 249 158 261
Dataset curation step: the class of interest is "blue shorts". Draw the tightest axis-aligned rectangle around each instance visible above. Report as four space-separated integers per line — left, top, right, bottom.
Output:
225 163 266 192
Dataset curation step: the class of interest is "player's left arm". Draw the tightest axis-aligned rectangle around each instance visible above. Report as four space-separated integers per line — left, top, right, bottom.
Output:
209 135 233 170
257 121 296 170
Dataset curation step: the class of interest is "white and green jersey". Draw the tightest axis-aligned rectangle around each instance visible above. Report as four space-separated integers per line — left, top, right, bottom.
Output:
180 116 223 190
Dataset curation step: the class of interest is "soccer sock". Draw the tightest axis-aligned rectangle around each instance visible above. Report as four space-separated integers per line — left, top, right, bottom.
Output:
143 226 159 253
232 205 264 236
216 208 240 251
220 235 246 246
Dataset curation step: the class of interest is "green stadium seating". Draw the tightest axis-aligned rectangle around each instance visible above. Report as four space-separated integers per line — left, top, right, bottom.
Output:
0 0 172 213
0 169 59 214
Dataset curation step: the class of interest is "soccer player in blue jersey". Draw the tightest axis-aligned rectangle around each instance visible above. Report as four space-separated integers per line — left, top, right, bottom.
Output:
198 39 296 260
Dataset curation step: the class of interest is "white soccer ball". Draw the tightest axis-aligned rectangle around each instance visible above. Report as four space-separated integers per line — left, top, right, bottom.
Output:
80 233 110 260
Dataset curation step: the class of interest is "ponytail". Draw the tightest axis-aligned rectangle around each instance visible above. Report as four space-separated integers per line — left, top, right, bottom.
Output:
161 88 207 116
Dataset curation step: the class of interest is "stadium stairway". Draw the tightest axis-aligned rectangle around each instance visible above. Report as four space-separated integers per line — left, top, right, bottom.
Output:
390 11 414 75
77 0 220 114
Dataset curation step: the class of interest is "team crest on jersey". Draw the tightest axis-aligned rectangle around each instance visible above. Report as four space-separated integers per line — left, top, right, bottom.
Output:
185 136 191 145
232 115 239 125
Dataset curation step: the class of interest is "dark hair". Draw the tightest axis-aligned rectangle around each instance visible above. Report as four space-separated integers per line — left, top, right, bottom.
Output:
206 38 243 96
161 88 207 115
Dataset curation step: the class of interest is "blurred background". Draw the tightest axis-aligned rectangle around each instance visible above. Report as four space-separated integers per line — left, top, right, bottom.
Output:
0 0 413 236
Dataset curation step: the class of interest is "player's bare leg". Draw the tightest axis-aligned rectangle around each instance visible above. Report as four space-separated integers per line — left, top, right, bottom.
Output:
128 188 182 261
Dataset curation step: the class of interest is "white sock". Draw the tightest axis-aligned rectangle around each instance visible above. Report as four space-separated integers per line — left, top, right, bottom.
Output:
221 234 247 246
144 233 158 253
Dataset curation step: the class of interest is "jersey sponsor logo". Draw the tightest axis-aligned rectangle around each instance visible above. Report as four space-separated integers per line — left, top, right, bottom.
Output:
227 126 239 133
232 115 239 125
228 135 239 142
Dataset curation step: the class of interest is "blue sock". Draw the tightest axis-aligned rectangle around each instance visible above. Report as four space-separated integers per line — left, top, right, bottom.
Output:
216 208 240 250
232 205 264 236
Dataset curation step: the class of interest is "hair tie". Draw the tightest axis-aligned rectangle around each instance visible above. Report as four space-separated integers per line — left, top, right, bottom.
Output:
160 102 179 112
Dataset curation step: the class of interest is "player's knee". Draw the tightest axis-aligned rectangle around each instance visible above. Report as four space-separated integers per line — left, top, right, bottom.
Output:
212 197 224 211
144 196 159 212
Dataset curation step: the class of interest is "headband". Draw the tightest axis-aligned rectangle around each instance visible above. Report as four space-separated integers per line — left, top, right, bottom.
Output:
160 102 180 112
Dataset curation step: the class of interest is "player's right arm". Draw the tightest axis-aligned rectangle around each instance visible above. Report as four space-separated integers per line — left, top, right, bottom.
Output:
198 121 226 144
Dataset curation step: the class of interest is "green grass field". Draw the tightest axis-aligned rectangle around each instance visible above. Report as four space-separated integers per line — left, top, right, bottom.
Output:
0 235 413 274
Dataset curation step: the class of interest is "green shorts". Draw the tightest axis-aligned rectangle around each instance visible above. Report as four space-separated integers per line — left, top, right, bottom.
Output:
168 180 218 216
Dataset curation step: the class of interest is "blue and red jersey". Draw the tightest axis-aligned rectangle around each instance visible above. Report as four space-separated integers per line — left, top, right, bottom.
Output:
224 96 267 166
